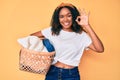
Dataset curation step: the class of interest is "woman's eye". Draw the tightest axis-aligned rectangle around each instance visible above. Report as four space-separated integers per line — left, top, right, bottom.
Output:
68 14 72 17
59 15 64 18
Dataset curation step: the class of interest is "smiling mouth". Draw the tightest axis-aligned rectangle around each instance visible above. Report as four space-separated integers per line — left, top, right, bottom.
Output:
63 22 70 26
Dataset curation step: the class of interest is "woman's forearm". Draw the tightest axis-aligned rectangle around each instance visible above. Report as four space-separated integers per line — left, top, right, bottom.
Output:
84 24 104 52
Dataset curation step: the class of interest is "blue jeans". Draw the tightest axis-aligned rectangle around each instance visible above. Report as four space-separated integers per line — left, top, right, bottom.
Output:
45 65 80 80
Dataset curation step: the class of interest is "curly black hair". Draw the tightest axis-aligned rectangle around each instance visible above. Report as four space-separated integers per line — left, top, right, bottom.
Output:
50 4 83 35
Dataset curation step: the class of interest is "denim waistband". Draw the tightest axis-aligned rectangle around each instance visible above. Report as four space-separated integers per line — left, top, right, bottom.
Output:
50 65 79 73
45 65 80 80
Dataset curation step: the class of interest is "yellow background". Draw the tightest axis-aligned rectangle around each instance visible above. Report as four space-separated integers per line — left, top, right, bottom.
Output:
0 0 120 80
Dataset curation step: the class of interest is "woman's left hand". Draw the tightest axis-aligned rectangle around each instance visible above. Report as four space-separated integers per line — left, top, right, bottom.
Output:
76 9 90 27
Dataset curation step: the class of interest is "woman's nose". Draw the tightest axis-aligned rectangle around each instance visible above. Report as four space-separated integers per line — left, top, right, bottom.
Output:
64 17 68 21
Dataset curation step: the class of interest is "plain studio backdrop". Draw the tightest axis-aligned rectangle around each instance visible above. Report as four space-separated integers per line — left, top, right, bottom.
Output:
0 0 120 80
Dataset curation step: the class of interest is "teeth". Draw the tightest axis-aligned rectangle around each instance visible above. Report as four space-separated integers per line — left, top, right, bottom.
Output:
64 23 69 26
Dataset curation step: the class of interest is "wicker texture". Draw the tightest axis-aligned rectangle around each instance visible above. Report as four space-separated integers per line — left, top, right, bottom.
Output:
19 48 55 74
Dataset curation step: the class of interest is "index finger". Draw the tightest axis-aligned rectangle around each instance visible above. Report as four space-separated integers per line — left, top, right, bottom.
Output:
78 8 87 15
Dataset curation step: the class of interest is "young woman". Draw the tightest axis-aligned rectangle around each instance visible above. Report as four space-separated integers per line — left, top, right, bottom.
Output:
31 3 104 80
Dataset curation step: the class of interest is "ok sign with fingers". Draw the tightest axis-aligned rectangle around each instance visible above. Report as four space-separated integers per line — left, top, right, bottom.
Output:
76 9 90 30
75 8 104 53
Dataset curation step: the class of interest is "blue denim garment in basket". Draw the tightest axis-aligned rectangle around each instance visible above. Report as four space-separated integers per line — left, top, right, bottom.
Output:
42 39 55 52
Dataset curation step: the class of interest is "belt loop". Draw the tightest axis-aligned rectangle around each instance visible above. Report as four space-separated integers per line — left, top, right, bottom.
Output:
69 69 72 75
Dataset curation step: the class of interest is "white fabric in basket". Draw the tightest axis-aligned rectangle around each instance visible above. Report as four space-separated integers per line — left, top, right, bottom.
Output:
17 36 47 52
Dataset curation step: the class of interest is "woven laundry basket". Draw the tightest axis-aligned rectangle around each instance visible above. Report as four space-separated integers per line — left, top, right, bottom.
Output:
19 47 55 74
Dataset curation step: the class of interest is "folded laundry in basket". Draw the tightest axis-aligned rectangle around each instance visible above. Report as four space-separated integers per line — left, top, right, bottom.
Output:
17 36 47 52
17 36 55 52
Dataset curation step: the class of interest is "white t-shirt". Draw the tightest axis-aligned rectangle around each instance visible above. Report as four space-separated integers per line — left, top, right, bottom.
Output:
41 27 92 66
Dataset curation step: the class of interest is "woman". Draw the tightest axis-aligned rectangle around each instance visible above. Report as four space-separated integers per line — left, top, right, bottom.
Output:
31 3 104 80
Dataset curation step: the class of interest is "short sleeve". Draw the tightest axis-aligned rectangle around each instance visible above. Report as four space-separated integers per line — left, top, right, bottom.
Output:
83 32 92 49
41 27 52 39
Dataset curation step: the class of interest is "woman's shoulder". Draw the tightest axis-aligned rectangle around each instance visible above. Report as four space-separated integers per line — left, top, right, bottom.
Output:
41 27 53 38
41 27 52 32
78 31 87 35
77 31 90 38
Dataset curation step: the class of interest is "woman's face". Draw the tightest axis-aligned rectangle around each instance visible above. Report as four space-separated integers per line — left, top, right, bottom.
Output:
59 7 73 31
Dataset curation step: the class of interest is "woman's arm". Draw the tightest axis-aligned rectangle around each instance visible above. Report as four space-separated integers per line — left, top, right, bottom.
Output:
76 9 104 53
30 31 44 38
83 24 104 53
